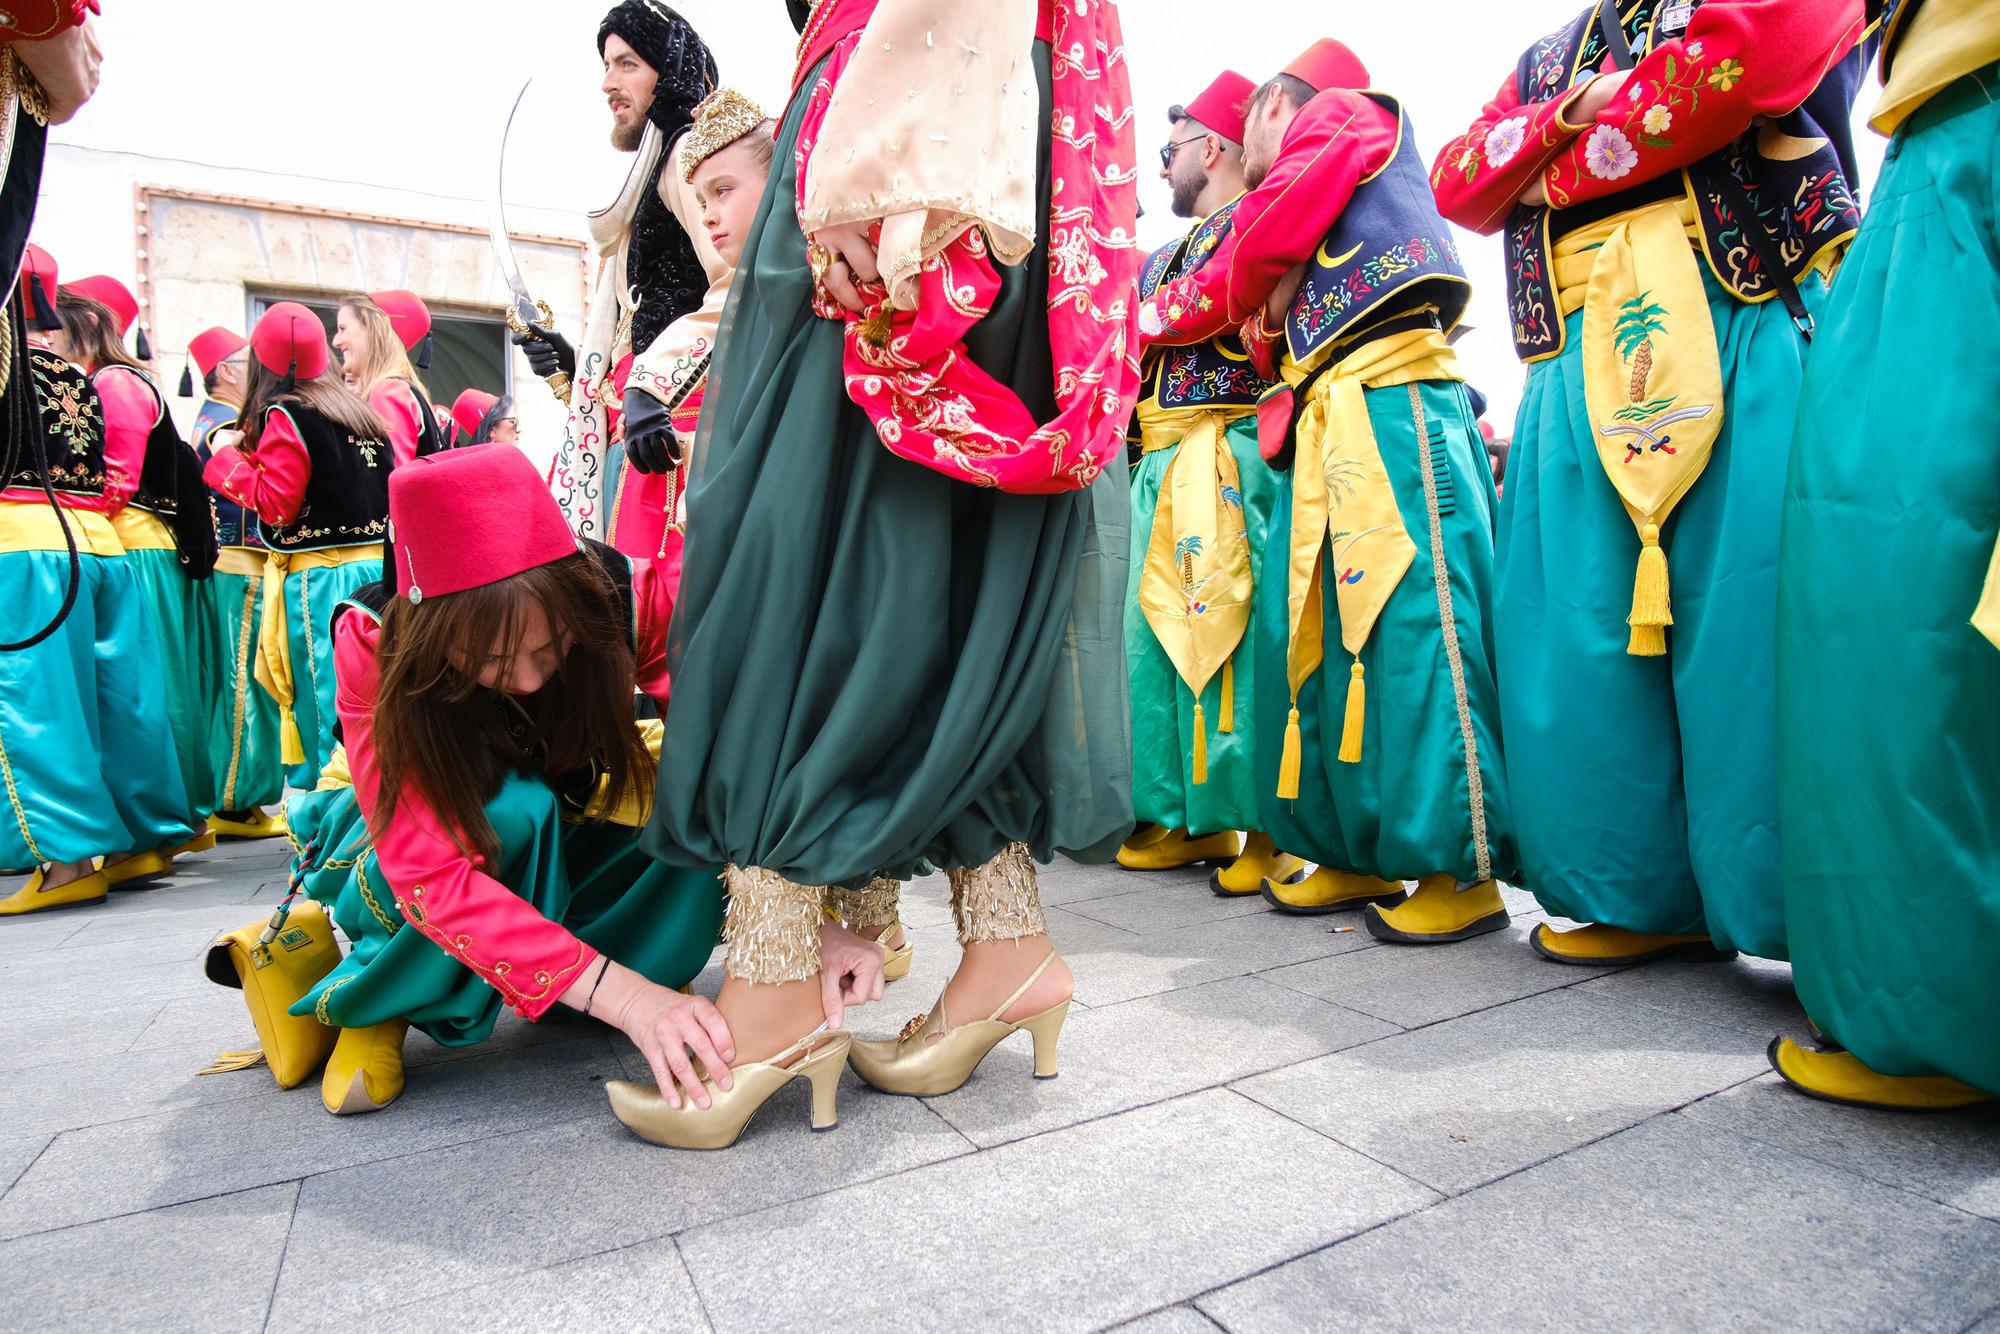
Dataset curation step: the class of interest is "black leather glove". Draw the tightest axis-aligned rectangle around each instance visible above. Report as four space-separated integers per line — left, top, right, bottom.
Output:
621 387 680 474
511 326 576 382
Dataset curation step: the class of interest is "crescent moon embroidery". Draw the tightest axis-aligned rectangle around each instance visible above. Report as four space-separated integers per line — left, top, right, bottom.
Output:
1316 238 1366 270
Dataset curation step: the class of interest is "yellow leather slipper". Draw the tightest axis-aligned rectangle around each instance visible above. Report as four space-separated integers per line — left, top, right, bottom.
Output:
211 808 289 841
322 1019 409 1115
1211 831 1308 897
1530 921 1735 966
1263 866 1405 915
1363 875 1509 943
1768 1037 1993 1112
1115 828 1241 872
0 867 110 916
102 848 173 888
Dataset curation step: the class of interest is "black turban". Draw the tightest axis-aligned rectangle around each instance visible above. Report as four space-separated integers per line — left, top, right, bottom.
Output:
598 0 719 143
786 0 813 33
597 0 719 352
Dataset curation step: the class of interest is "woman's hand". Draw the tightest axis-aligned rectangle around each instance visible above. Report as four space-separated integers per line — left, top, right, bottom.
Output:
808 222 881 314
569 959 736 1110
818 917 886 1028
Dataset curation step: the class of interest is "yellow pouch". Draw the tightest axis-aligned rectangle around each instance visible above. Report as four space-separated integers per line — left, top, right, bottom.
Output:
576 718 666 827
1975 537 2000 654
199 898 340 1089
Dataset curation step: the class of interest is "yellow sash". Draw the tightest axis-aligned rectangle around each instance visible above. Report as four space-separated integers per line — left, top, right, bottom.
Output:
1554 198 1724 656
213 546 268 579
1275 326 1461 798
0 499 124 557
108 506 177 552
1136 404 1257 783
254 544 382 767
579 718 665 827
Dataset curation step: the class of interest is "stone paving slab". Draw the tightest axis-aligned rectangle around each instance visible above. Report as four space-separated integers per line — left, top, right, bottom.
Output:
1260 915 1616 1030
0 1035 625 1239
1573 954 1807 1040
676 1088 1438 1333
1195 1114 2000 1332
1680 1073 2000 1220
0 1181 298 1334
367 1239 709 1333
1232 986 1771 1195
1111 1305 1228 1333
918 974 1399 1148
5 836 2000 1331
265 1082 967 1328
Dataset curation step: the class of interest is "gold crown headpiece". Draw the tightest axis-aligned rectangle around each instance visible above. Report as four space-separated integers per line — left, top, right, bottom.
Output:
682 87 767 181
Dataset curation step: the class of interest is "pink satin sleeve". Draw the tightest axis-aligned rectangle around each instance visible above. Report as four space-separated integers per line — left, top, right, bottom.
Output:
92 365 156 514
201 407 310 528
367 379 426 469
332 612 598 1020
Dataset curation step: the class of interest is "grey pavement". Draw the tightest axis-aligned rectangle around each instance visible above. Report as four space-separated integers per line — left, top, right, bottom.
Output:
3 842 1999 1332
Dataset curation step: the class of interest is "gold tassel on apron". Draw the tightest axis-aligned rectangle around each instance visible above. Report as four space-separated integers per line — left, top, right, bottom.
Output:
1563 199 1726 657
1269 327 1460 797
1137 410 1256 785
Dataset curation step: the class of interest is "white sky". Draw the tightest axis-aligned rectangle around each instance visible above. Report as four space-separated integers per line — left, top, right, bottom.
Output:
51 0 1886 428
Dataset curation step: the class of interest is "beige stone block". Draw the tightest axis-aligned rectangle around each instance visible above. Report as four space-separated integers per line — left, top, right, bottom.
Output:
517 243 587 319
306 218 363 292
149 203 260 284
401 230 446 297
355 226 407 291
149 278 249 343
259 213 317 288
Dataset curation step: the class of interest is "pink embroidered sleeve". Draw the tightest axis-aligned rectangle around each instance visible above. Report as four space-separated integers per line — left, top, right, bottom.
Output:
1430 73 1605 234
334 613 597 1020
1541 0 1868 208
92 366 156 514
367 379 425 469
201 407 310 528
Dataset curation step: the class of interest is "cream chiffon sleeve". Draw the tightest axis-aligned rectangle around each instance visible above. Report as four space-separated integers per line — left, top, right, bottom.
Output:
798 0 1039 309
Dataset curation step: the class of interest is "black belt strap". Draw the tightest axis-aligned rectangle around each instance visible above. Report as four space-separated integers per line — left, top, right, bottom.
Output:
1706 169 1816 338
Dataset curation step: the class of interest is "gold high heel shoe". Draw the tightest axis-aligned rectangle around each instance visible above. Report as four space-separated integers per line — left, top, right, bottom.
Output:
872 921 914 982
849 951 1069 1097
606 1025 851 1150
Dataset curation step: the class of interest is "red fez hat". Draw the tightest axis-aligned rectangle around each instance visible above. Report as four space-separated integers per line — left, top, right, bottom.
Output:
450 387 499 441
387 443 579 602
251 302 331 383
1170 70 1255 144
63 275 138 336
368 289 434 369
17 243 60 331
1282 38 1371 93
189 327 248 378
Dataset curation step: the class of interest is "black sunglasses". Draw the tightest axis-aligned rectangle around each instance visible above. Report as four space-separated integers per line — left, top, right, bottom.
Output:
1158 135 1206 170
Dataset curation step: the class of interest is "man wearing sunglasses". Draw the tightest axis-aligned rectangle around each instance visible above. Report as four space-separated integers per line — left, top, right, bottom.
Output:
1118 71 1312 903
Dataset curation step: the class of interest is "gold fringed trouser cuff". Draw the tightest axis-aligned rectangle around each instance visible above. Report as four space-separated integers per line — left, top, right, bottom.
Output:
825 876 902 932
949 843 1046 945
722 865 823 985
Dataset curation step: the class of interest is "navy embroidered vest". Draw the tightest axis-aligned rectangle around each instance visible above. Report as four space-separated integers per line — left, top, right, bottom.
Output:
1286 94 1470 366
257 402 391 553
1503 0 1874 361
192 398 260 549
12 348 105 498
1138 198 1272 415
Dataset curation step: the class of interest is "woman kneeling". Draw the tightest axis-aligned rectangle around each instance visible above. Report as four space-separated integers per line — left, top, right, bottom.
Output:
281 444 726 1114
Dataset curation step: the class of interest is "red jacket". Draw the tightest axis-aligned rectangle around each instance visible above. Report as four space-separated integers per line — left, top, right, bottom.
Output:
1141 89 1401 357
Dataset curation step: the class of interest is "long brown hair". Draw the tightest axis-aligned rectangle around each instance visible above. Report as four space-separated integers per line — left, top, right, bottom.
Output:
338 297 433 410
368 549 651 864
55 292 146 375
240 354 392 448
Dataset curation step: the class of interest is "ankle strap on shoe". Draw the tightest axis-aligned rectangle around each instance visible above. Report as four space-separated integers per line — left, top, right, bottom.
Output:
985 951 1057 1023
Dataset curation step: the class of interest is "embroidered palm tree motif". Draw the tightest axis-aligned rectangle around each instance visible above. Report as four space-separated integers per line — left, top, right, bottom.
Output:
1175 534 1212 614
1616 291 1669 404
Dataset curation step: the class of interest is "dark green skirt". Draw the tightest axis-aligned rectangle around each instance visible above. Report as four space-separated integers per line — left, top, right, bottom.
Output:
644 45 1132 885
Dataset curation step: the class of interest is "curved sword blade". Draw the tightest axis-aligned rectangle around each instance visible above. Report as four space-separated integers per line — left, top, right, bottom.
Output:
488 76 542 327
